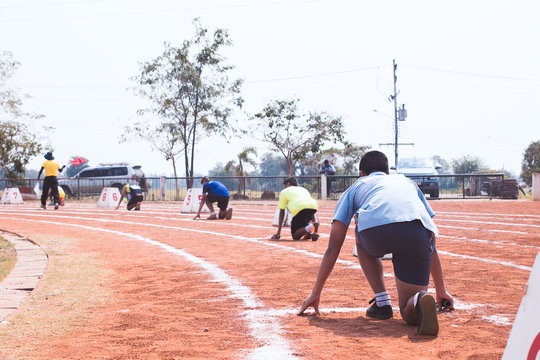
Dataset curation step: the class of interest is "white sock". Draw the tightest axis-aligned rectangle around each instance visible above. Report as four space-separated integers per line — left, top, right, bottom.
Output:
413 292 421 307
211 211 216 216
375 291 391 307
305 224 313 234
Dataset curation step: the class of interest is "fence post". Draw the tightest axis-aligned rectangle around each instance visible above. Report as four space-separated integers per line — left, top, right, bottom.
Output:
160 177 166 201
533 173 540 201
321 175 327 201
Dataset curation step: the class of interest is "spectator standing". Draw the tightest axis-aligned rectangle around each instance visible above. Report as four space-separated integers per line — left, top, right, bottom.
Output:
37 152 65 210
319 159 336 196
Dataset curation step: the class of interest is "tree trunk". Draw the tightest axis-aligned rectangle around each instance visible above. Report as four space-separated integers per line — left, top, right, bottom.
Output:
184 143 192 189
287 157 294 176
172 157 180 201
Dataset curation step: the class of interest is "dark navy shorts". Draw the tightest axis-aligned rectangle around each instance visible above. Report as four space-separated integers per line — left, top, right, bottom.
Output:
128 194 143 207
207 194 229 211
291 209 317 234
356 220 435 286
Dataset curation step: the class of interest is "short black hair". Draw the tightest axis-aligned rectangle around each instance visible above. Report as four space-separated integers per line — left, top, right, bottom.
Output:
283 177 297 186
201 176 210 184
359 151 389 175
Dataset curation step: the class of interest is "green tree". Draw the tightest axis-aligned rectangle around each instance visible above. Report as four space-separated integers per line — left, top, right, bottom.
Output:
521 140 540 186
258 153 287 176
451 155 487 174
319 141 371 175
224 147 257 196
125 18 243 190
251 99 344 176
0 52 46 178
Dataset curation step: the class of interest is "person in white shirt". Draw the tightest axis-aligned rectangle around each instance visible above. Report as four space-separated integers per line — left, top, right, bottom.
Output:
298 150 453 336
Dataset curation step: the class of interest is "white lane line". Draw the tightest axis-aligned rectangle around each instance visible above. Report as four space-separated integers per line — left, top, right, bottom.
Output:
438 235 540 251
3 216 298 360
437 211 540 219
9 209 538 253
0 211 533 274
438 214 540 222
437 250 532 271
437 224 528 235
436 218 540 229
2 209 536 236
23 209 538 251
0 212 370 272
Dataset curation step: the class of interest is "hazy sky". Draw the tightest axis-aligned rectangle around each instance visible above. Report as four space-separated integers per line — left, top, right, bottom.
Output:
2 0 539 177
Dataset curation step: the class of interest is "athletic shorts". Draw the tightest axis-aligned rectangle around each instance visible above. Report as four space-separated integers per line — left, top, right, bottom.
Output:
127 194 144 207
356 220 434 286
291 208 317 234
207 194 229 211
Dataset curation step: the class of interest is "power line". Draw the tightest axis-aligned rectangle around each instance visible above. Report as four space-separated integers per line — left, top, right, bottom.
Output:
0 0 109 10
244 77 380 95
246 65 388 83
404 64 540 83
0 0 328 23
401 75 540 92
9 65 388 90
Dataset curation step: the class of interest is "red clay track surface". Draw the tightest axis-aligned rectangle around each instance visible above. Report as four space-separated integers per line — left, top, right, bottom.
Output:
0 200 539 359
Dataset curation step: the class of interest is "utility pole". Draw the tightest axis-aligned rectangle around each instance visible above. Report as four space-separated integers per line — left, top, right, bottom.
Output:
378 59 414 168
392 59 399 168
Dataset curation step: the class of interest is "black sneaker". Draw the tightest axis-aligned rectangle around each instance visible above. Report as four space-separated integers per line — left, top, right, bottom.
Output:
366 297 393 319
415 291 439 336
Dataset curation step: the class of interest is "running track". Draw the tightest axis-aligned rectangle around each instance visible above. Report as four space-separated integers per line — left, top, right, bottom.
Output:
0 200 538 359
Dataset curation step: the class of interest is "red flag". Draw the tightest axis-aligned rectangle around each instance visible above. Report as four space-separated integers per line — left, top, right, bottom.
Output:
69 157 87 166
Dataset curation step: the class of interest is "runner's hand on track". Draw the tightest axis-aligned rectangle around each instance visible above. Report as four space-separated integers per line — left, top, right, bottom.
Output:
271 234 280 239
297 294 320 315
437 292 454 311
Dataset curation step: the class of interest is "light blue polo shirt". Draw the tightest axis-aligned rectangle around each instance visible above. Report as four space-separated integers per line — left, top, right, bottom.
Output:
333 172 438 235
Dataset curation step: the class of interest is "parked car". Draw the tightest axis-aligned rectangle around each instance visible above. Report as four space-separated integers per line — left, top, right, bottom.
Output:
59 163 147 197
394 158 441 198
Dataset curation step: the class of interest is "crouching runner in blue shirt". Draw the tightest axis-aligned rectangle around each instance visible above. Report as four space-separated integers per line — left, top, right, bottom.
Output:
298 150 453 336
194 177 233 220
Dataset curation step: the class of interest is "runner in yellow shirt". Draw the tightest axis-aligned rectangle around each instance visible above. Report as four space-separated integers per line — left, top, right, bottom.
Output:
271 177 320 241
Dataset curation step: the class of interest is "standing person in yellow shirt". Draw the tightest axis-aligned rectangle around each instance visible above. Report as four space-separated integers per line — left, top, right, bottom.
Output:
37 152 65 210
271 177 320 241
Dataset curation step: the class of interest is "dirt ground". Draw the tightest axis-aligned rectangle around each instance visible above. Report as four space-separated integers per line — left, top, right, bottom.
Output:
0 199 538 359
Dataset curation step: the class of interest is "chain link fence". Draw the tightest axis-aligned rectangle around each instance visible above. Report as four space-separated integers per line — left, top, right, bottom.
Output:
1 173 518 202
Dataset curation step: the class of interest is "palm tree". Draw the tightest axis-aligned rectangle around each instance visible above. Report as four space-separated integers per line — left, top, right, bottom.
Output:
225 147 258 197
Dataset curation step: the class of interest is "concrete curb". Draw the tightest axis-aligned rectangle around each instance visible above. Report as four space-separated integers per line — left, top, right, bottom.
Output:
0 230 48 324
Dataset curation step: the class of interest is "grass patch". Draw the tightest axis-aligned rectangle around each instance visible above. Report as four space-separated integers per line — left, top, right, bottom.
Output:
0 234 112 359
0 236 17 283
